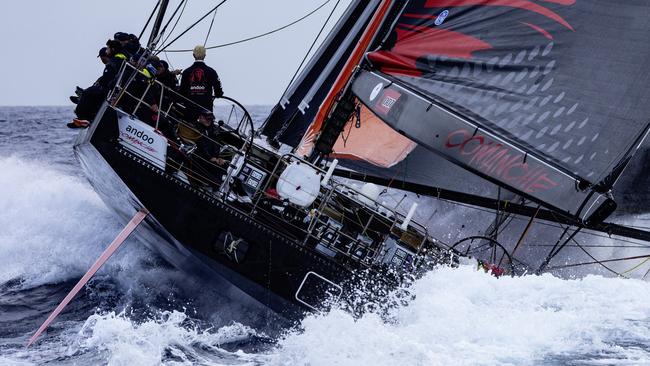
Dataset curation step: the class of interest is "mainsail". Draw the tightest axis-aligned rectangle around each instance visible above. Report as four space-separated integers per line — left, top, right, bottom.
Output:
311 0 650 223
261 0 381 146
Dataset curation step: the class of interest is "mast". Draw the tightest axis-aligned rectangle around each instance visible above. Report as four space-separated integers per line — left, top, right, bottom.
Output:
295 0 395 158
147 0 170 49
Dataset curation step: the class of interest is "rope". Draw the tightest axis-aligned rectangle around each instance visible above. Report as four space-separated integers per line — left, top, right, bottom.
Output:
156 0 230 54
571 235 626 278
139 1 161 40
621 257 650 275
161 0 332 52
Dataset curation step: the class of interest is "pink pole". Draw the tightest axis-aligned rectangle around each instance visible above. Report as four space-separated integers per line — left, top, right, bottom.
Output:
27 209 149 347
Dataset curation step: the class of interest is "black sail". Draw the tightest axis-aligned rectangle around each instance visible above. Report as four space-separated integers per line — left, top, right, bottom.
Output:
349 0 650 222
261 0 380 147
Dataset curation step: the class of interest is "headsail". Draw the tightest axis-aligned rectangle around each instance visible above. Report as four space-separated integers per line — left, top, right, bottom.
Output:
339 0 650 222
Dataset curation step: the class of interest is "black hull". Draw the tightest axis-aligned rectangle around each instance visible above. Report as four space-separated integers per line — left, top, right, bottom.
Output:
74 104 357 319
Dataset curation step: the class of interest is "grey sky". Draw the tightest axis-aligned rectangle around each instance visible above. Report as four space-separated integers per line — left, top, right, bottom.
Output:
0 0 351 106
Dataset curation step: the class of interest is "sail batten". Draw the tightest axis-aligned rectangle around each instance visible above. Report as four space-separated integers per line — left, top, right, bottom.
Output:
342 0 650 222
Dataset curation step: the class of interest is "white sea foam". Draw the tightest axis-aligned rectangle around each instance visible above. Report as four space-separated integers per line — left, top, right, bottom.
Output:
270 265 650 366
77 310 258 366
38 264 650 366
0 156 149 287
3 156 650 365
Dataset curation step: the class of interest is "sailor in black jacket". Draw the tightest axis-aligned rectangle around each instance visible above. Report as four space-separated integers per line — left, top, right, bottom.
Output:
179 45 223 121
96 40 127 91
69 40 127 128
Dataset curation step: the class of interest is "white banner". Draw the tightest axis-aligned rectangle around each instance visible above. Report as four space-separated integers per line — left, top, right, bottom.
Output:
117 112 168 170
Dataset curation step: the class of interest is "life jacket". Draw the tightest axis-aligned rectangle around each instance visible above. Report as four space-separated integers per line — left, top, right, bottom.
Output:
141 67 153 79
177 123 202 144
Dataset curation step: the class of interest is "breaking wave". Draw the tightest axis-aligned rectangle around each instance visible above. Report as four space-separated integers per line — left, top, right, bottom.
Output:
77 311 259 365
272 265 650 366
0 155 136 287
2 155 650 365
60 265 650 366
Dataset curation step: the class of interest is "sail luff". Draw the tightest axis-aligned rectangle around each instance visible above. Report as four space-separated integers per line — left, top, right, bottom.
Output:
297 4 382 116
279 0 367 109
295 0 396 157
261 0 380 146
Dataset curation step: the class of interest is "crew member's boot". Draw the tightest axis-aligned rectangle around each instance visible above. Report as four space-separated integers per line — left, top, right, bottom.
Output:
66 118 90 129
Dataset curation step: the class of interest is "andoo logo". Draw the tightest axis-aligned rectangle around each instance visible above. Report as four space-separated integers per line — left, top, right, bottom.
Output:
125 124 155 145
434 10 449 26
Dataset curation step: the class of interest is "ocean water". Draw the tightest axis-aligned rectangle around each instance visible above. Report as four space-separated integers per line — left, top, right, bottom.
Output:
1 106 650 365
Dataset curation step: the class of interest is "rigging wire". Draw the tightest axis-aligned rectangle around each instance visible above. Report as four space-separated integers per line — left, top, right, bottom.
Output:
159 0 190 50
162 51 175 70
544 254 650 272
620 257 650 276
429 196 650 248
161 0 333 53
160 0 188 38
282 0 341 96
257 0 340 136
529 244 650 248
540 209 645 278
139 1 161 40
571 235 626 277
204 5 218 46
548 210 629 277
156 0 229 54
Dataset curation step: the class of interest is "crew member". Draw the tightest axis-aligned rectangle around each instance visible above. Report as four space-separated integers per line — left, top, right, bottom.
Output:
98 46 110 65
113 32 133 57
152 60 182 134
68 40 126 128
126 34 146 61
192 112 231 189
156 60 181 90
179 45 223 122
70 47 110 105
96 40 127 90
126 59 162 128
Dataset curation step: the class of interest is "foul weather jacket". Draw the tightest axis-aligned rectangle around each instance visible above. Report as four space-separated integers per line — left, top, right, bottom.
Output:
96 53 127 91
179 61 224 111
